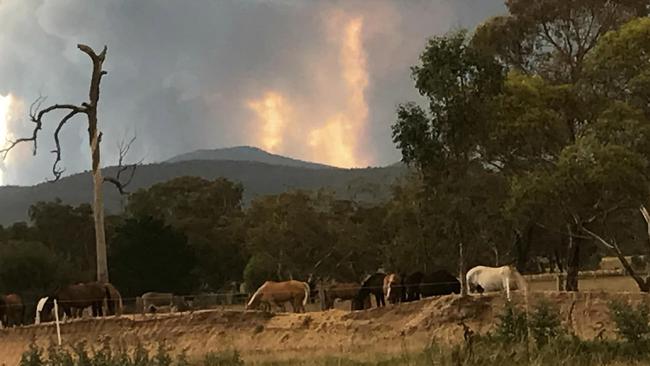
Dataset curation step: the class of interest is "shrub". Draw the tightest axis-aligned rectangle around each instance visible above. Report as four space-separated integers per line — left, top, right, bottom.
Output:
203 351 245 366
609 300 650 343
529 300 563 346
494 302 528 343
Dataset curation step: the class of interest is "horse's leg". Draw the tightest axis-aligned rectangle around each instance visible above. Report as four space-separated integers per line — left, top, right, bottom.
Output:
505 276 511 301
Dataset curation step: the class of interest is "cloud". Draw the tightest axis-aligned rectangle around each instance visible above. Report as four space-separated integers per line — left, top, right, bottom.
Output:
0 0 505 185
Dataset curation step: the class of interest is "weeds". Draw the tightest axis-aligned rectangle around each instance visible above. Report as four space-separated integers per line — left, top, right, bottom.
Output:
608 300 650 343
529 300 563 346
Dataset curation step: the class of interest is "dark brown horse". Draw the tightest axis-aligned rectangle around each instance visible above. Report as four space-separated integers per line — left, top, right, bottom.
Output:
354 272 386 309
320 281 363 310
403 270 461 302
41 282 113 322
404 271 425 302
0 294 24 327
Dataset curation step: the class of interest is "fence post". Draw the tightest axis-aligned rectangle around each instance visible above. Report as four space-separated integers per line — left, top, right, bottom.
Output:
54 300 62 346
556 273 565 291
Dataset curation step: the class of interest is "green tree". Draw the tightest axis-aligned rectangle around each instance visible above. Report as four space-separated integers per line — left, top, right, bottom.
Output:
28 199 96 280
127 177 246 291
109 216 196 297
0 240 75 295
392 30 506 292
244 191 333 285
473 2 650 290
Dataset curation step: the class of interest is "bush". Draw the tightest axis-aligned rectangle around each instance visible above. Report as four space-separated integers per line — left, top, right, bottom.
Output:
203 351 245 366
529 300 563 346
494 302 528 343
609 300 650 343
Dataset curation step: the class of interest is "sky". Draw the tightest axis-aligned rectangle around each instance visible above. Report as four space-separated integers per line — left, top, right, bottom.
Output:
0 0 505 186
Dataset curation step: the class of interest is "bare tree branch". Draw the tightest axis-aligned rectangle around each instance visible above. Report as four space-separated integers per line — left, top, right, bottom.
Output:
103 134 142 195
580 225 649 292
0 95 86 181
50 109 83 181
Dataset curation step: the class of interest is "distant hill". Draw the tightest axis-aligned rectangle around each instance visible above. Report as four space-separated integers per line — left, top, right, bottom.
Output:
0 148 407 225
166 146 335 170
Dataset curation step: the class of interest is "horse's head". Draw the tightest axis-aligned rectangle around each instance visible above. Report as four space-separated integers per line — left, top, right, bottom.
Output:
385 273 402 304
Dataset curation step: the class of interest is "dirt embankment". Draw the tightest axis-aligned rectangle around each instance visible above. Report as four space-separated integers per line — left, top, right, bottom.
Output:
1 291 648 365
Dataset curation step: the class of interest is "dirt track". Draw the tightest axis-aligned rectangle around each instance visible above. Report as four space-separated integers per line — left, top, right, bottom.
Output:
1 291 649 365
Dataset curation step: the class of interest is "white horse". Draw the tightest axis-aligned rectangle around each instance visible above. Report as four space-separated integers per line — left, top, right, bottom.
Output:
466 265 527 300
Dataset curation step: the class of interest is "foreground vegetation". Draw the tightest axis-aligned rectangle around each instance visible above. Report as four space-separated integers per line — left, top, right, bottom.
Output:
18 300 650 366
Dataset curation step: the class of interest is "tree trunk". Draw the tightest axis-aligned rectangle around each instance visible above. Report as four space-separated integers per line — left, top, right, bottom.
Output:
91 130 108 283
80 44 110 284
565 226 580 291
514 225 532 273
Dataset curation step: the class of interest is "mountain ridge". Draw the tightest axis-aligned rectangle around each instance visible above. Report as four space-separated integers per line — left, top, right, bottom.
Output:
0 147 407 225
165 145 336 170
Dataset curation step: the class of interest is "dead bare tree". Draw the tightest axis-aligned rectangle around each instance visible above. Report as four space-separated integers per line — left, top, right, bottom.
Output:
579 209 650 292
0 44 135 284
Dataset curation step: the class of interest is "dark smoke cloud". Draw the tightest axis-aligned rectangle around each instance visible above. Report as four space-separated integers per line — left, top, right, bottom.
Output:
0 0 504 186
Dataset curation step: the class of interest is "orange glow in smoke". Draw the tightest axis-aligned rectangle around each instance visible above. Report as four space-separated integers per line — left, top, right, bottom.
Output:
246 92 289 153
247 16 370 168
310 16 369 168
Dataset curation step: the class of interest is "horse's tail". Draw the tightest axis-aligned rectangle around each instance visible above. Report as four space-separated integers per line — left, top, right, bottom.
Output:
104 284 114 315
247 283 265 309
302 282 310 306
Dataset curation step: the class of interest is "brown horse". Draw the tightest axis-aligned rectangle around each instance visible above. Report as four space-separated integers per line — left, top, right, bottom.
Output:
41 282 112 322
1 294 24 327
320 281 362 310
246 280 310 313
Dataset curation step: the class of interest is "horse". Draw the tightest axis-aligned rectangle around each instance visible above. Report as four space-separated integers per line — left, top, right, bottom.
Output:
139 292 189 315
403 272 425 302
40 282 113 322
420 270 461 298
0 294 24 327
383 273 403 304
246 280 310 313
466 265 527 300
320 281 362 310
355 272 386 309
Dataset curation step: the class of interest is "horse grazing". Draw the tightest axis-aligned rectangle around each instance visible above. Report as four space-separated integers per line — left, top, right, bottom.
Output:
420 270 461 298
320 281 362 310
41 282 113 322
139 292 189 314
355 272 386 309
246 280 310 313
466 265 527 300
0 294 24 327
383 273 403 304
